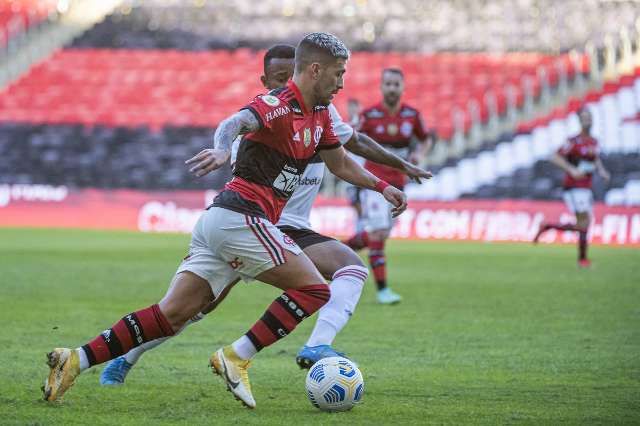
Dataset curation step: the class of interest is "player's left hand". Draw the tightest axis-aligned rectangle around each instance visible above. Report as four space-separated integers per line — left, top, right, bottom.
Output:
600 169 611 184
402 160 433 183
382 186 408 217
185 148 230 177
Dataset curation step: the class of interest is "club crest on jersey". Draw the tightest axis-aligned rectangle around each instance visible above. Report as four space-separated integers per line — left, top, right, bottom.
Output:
387 123 398 136
314 126 323 147
260 95 280 107
400 121 413 137
376 124 385 134
303 128 312 147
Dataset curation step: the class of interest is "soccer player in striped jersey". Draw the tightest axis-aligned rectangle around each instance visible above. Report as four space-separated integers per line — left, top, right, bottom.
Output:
345 68 435 304
98 44 431 386
533 108 610 267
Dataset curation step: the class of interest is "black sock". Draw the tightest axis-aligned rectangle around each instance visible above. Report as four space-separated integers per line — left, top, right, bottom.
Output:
579 231 588 260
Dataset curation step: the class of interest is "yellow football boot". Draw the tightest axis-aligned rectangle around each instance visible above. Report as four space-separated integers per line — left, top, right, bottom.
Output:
209 346 256 409
42 348 81 401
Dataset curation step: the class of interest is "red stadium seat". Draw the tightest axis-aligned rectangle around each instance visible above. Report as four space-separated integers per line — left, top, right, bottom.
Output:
0 49 574 140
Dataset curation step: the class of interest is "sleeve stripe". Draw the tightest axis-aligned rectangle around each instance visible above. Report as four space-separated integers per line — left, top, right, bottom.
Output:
240 106 264 130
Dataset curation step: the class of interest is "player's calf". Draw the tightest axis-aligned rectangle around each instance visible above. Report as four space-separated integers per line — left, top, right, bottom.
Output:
243 283 331 353
43 304 175 401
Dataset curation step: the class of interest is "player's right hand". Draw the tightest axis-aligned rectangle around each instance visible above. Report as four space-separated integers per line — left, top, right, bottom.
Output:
382 186 407 217
185 148 230 177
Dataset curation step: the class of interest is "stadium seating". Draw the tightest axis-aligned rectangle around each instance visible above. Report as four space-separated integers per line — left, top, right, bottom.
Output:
0 0 56 47
0 48 578 140
0 0 637 198
405 72 640 205
73 0 638 53
0 123 230 190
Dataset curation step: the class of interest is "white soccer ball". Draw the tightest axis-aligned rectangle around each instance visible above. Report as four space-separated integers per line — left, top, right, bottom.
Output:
305 356 364 412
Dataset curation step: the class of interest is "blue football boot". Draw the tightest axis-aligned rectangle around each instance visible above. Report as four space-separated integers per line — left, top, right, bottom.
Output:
295 345 350 369
100 356 133 385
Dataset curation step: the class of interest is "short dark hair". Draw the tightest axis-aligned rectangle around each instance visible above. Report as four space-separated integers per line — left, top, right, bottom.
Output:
263 44 295 74
577 106 591 116
382 68 404 79
295 32 350 73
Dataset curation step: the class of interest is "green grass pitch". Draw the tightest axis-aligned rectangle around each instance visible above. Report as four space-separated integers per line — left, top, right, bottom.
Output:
1 228 638 425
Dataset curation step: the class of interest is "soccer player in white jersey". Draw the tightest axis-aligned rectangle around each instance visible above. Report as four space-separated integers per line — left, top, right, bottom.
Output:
99 44 431 386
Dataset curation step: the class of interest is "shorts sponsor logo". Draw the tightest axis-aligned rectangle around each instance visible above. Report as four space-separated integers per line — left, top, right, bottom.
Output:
261 95 280 107
227 257 244 269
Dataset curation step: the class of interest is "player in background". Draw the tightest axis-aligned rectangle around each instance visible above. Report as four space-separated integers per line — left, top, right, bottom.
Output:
99 45 432 385
42 33 409 409
533 108 610 267
344 68 436 304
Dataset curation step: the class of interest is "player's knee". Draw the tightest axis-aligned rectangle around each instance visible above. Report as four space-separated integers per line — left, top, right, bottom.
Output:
576 213 590 230
157 304 188 333
158 298 207 332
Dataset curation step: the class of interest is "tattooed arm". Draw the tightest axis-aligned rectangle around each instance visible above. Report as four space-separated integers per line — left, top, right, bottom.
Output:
344 131 433 183
186 109 261 177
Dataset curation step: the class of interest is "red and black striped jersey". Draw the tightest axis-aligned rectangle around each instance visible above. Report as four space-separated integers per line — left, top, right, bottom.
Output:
214 80 341 224
557 134 599 189
358 102 428 189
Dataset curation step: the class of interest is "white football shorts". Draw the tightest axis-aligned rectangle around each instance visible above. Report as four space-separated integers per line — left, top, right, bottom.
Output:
176 207 302 297
562 188 593 215
358 189 393 232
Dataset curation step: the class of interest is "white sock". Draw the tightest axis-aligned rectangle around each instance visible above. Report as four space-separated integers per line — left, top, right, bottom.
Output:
124 315 199 365
76 348 89 371
306 265 367 347
232 335 258 360
124 337 169 365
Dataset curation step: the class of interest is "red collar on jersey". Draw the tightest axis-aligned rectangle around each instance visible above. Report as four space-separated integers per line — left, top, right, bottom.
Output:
287 80 309 115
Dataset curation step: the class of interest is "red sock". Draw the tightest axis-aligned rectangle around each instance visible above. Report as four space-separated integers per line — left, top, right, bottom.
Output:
81 304 174 366
544 223 582 232
368 239 387 290
343 231 369 251
246 284 330 351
